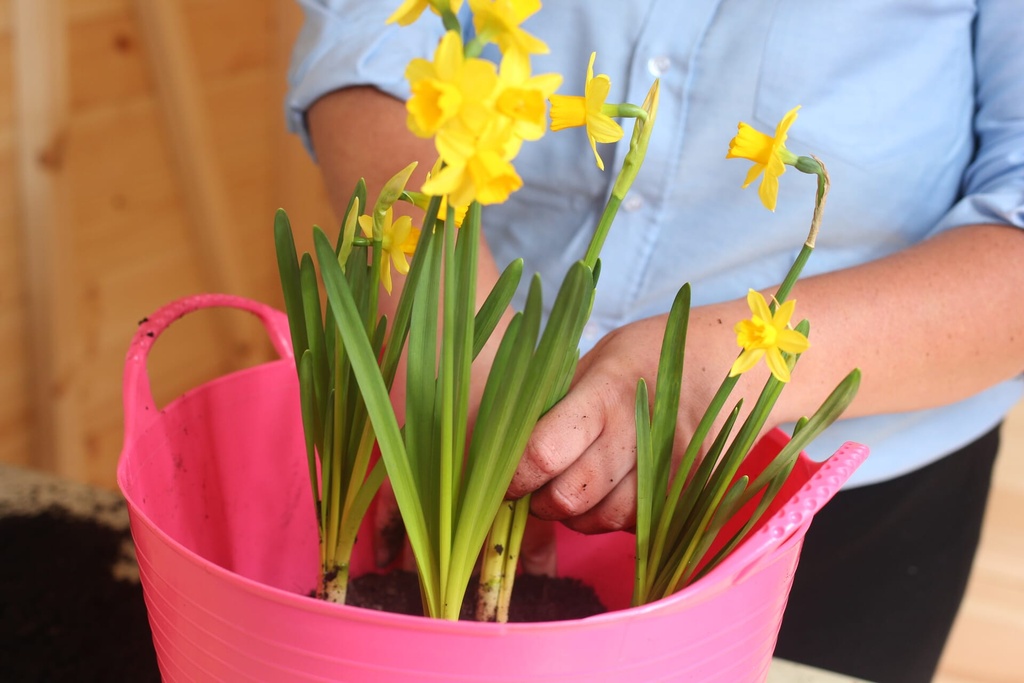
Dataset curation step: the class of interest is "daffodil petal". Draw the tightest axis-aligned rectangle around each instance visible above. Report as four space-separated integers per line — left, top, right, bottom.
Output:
358 214 374 239
387 0 428 25
741 163 765 189
729 348 764 377
773 298 797 327
765 348 792 383
747 289 772 322
434 31 464 80
588 71 612 103
777 328 810 354
391 215 414 244
775 105 801 140
589 134 605 171
380 258 394 295
391 250 411 276
758 168 780 211
587 113 624 144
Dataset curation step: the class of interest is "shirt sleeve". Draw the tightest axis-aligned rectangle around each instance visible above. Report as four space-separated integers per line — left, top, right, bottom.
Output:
285 0 448 158
933 0 1024 233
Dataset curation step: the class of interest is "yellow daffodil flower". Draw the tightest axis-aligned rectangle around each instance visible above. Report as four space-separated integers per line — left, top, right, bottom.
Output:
495 51 562 141
549 52 624 171
726 105 801 212
387 0 463 27
406 31 499 138
469 0 549 59
407 159 471 226
729 289 810 383
359 207 420 294
424 121 523 206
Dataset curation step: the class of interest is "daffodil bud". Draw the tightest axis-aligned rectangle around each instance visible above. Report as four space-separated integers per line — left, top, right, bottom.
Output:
337 197 360 270
611 79 660 201
795 155 823 175
372 162 419 240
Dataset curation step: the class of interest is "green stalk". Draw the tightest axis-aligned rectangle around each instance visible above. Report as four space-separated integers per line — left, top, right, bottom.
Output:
476 500 514 622
497 497 531 622
645 403 740 600
645 374 737 585
581 194 623 269
582 80 660 268
315 226 441 614
633 379 653 606
439 206 458 611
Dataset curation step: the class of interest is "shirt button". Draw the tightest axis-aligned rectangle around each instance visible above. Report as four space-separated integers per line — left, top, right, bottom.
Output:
647 55 672 77
623 194 644 212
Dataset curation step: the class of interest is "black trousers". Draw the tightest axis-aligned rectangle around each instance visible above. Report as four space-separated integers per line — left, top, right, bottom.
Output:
774 426 1001 683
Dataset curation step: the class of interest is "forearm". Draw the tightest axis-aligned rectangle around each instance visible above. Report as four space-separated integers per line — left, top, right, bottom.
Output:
700 223 1024 430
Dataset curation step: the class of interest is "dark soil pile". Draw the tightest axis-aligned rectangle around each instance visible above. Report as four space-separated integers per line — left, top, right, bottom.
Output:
347 569 607 622
0 508 161 682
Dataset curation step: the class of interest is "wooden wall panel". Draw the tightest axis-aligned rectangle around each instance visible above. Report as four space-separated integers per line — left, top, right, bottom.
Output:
0 0 334 487
0 15 29 470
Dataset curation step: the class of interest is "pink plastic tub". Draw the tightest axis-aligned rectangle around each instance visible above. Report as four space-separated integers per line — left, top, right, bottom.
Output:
118 294 868 682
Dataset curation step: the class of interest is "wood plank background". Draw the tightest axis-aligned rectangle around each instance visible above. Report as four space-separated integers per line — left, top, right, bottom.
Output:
1 0 335 484
0 2 1020 680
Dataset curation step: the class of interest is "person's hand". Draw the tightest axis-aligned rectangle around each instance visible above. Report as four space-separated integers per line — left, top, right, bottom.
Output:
507 300 766 535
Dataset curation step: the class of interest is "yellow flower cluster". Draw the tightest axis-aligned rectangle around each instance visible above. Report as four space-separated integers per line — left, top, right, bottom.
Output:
398 1 560 208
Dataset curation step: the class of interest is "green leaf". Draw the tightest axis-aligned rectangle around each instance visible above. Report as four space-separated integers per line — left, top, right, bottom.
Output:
473 259 523 359
297 350 321 527
313 227 439 609
633 379 653 605
695 458 796 583
273 209 309 367
648 401 740 597
457 264 594 575
744 368 861 498
379 196 441 389
676 474 750 590
405 216 442 556
299 254 329 413
650 284 690 524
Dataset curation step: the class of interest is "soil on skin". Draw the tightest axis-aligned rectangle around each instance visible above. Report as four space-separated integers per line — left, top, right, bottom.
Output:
0 508 161 682
346 570 608 622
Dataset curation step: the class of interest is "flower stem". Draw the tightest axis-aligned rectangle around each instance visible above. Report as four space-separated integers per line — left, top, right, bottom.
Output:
582 194 622 269
497 496 530 622
774 156 830 305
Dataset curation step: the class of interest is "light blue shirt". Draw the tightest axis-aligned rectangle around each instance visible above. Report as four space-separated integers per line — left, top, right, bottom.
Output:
286 0 1024 487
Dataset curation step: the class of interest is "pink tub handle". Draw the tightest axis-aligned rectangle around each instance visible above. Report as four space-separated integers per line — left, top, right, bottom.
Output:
122 294 293 440
727 440 870 584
